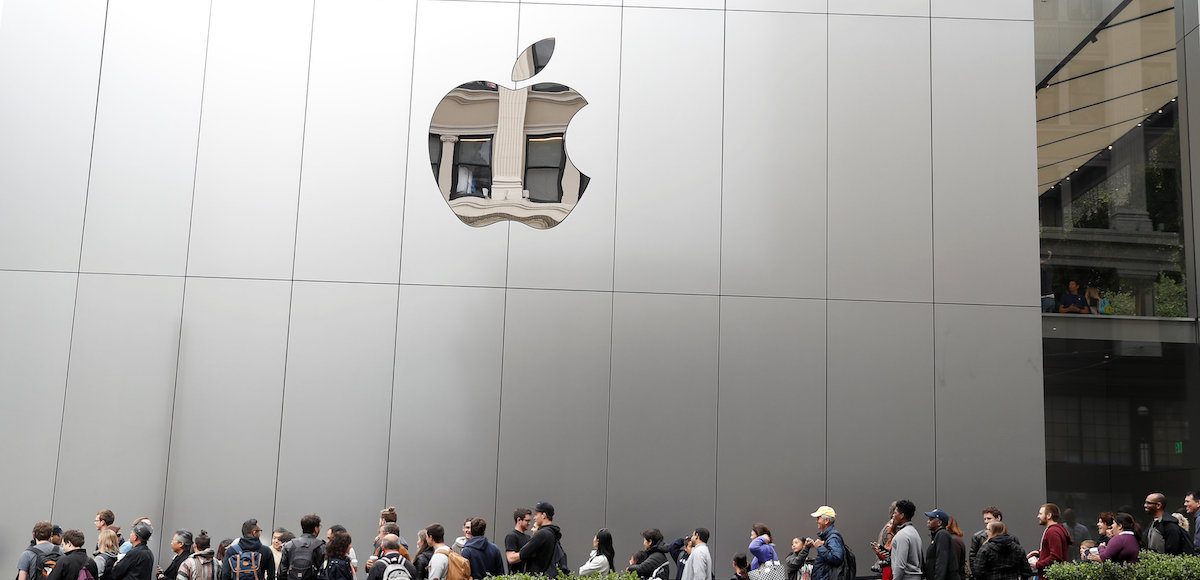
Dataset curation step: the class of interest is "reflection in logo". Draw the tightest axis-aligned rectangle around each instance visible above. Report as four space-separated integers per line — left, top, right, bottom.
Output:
428 38 590 229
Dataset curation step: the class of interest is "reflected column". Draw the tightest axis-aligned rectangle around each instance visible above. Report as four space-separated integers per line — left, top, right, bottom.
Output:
439 135 457 200
491 83 530 202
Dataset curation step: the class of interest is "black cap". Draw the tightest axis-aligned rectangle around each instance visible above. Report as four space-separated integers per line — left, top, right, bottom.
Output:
534 501 555 519
51 525 63 537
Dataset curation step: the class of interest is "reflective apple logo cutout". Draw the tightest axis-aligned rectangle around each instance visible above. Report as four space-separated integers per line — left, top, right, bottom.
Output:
428 38 589 229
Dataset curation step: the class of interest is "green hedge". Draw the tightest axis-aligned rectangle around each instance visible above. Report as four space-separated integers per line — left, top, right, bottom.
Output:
1044 552 1200 580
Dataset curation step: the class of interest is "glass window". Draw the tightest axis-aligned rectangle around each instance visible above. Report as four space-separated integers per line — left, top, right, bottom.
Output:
524 134 564 203
1036 0 1187 317
451 136 492 200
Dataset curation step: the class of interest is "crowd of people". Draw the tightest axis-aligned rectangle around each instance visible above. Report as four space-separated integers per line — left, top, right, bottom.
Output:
14 492 1200 580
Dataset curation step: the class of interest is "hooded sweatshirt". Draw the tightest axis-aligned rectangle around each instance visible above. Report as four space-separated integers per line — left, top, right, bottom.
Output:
460 536 504 579
225 537 276 580
628 543 670 580
971 535 1031 580
1034 523 1071 572
518 524 562 576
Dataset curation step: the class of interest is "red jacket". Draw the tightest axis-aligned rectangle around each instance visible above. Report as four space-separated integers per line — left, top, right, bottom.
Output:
1035 523 1072 571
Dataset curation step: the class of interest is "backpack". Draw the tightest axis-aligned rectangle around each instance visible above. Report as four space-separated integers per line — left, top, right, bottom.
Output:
228 544 264 580
97 554 117 580
16 546 60 580
76 566 95 580
286 538 323 580
832 545 855 580
379 556 412 580
435 547 470 580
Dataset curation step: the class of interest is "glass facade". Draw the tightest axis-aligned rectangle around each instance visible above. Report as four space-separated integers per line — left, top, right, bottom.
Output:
1036 0 1198 542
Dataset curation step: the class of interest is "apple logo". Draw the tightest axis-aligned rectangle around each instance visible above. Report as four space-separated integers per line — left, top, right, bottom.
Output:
428 38 590 229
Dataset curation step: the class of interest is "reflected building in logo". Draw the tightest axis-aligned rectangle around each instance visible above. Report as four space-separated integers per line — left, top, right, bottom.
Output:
428 38 590 229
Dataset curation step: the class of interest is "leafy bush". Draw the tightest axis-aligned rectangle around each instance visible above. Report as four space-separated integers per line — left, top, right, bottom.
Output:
1044 551 1200 580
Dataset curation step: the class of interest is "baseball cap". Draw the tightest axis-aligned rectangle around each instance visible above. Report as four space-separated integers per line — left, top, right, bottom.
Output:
924 509 950 525
534 501 555 519
810 506 837 519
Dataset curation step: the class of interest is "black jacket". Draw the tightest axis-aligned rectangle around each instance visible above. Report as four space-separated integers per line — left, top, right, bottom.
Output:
111 544 155 580
413 547 433 580
49 549 99 580
628 544 669 580
971 535 1031 580
1150 516 1190 555
162 551 190 580
923 529 961 580
223 537 276 580
518 525 562 575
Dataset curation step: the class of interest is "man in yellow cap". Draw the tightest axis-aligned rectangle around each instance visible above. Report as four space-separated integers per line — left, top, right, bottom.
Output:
804 506 845 580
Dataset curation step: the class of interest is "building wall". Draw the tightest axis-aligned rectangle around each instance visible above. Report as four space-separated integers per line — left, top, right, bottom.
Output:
0 0 1045 571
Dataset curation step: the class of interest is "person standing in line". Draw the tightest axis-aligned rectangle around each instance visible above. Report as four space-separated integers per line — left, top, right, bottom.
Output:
921 510 960 580
890 500 924 580
625 529 669 580
747 524 778 571
47 530 98 580
280 515 324 580
226 520 275 580
324 527 356 576
269 530 292 578
322 532 354 580
17 522 60 580
729 554 749 580
512 502 562 576
365 535 416 580
681 530 711 580
412 530 433 580
968 507 1005 577
1085 513 1140 565
806 507 845 580
1143 492 1188 554
177 532 216 580
971 522 1030 580
1026 503 1070 578
425 525 451 580
95 530 121 580
578 530 615 576
1095 512 1115 542
121 519 153 556
159 531 193 580
111 523 155 580
504 510 532 575
1185 491 1200 553
95 511 117 550
460 518 503 579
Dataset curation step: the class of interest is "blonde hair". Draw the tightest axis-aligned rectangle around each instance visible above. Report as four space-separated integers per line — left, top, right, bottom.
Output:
98 529 120 553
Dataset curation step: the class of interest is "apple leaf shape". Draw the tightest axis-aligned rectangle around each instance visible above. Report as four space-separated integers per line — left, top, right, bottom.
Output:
512 38 555 82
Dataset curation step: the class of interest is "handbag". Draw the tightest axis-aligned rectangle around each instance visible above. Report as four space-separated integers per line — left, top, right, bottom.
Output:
749 561 786 580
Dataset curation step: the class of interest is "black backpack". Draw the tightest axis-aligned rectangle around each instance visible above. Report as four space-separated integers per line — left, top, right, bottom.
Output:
831 541 855 580
286 537 323 580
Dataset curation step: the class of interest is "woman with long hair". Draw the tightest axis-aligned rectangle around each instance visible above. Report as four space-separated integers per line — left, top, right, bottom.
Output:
747 524 778 571
579 529 616 576
946 517 968 579
412 529 433 580
324 531 355 580
93 530 120 580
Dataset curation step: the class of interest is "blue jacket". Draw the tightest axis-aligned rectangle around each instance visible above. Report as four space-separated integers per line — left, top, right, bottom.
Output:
811 527 844 580
461 536 504 579
748 538 778 570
